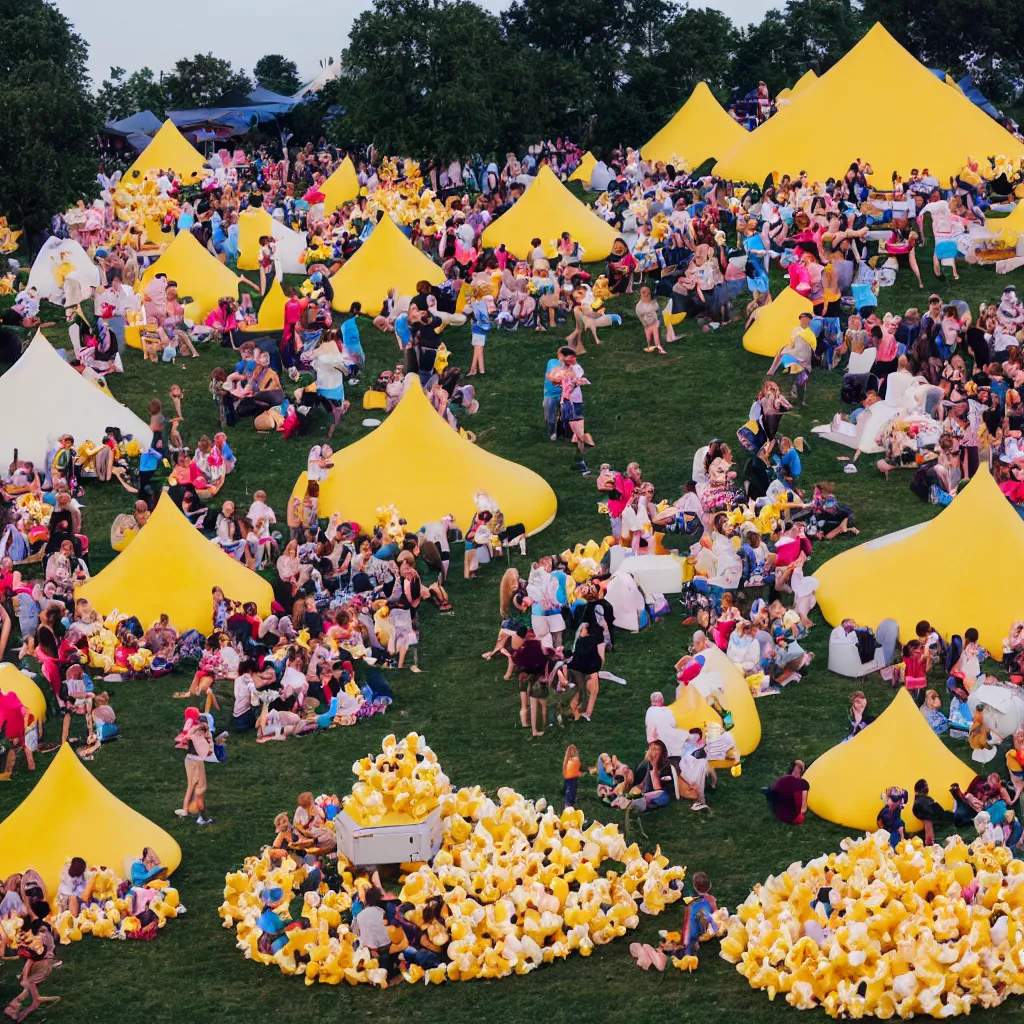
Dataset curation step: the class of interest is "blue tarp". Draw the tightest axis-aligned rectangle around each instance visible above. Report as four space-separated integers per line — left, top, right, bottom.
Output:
104 109 163 136
929 69 1002 120
167 88 300 131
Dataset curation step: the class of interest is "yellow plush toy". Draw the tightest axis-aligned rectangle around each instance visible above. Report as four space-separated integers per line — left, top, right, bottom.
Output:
592 276 612 301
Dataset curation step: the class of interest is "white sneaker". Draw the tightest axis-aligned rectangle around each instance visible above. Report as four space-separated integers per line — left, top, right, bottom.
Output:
174 808 188 817
690 802 708 811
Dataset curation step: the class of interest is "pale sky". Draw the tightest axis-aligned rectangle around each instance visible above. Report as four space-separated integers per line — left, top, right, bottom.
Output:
56 0 767 88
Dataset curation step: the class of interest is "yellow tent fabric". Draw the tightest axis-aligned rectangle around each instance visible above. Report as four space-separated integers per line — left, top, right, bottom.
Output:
328 215 444 317
138 230 241 321
569 151 597 185
743 287 814 357
791 68 818 94
0 745 181 897
0 663 47 725
241 278 286 333
77 492 273 633
322 156 360 213
292 375 557 536
642 81 747 170
816 465 1024 650
670 680 721 734
990 202 1024 244
236 207 274 271
714 23 1024 183
482 165 620 261
123 120 207 186
697 645 761 757
805 688 975 831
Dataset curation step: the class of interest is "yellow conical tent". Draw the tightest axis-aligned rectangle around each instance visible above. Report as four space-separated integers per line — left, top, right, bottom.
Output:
0 745 181 897
805 688 975 832
236 207 275 271
291 376 557 536
569 151 597 185
328 215 444 316
123 120 207 186
642 82 748 170
321 156 361 213
482 165 620 260
989 203 1024 245
714 23 1024 183
816 466 1024 650
743 287 813 357
241 278 286 333
0 663 47 726
77 492 273 633
138 229 241 321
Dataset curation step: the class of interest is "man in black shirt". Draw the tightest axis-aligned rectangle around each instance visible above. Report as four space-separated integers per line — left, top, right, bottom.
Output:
743 438 775 501
409 306 443 384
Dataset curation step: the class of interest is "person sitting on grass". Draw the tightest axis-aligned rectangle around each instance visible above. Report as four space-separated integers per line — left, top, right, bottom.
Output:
765 759 809 823
611 740 674 813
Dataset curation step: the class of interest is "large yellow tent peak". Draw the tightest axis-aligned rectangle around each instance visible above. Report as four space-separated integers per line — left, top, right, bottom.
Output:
322 156 361 212
292 375 557 536
0 744 181 897
805 688 975 832
139 229 241 321
642 81 747 170
77 492 273 633
0 663 47 726
124 120 207 186
714 22 1024 183
241 278 286 332
742 287 813 357
568 151 597 186
816 465 1024 650
328 215 443 316
791 68 818 95
481 165 620 260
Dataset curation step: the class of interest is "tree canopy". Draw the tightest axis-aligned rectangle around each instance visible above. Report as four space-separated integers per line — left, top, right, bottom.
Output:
254 54 301 96
0 0 99 235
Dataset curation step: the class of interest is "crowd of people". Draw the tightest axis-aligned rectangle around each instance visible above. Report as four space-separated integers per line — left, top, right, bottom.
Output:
6 98 1024 1015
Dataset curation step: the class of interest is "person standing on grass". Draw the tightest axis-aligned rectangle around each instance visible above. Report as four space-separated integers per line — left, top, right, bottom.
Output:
635 284 666 354
547 347 593 474
176 717 214 825
542 347 566 441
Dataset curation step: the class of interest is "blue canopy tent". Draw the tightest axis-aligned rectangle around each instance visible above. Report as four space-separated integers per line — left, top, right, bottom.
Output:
167 88 300 134
928 69 1003 120
104 110 163 136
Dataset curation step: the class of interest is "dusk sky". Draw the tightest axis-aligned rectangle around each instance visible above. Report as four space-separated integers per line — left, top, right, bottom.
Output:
56 0 768 87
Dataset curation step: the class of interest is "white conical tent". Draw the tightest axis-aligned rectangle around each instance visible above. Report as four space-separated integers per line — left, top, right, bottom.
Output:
0 332 153 465
27 237 101 304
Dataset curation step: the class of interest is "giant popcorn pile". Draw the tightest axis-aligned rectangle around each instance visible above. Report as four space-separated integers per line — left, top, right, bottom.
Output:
721 830 1024 1018
221 732 688 985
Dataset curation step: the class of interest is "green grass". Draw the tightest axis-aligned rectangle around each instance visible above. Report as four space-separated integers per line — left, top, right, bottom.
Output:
0 239 1016 1023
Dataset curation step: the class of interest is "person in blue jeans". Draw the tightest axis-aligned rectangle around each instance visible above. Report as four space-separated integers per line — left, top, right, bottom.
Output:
543 349 565 440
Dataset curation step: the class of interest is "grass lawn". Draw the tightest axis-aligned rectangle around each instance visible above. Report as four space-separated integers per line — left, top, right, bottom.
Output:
0 229 1018 1023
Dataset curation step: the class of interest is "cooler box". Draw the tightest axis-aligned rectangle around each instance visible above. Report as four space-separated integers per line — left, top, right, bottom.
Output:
335 808 442 866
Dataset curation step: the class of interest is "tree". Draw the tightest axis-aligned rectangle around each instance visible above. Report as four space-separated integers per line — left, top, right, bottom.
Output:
161 53 252 109
0 0 99 237
341 0 527 160
254 54 301 96
97 66 167 120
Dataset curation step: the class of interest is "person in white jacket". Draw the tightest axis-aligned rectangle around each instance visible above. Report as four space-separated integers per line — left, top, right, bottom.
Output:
304 334 349 437
644 691 688 764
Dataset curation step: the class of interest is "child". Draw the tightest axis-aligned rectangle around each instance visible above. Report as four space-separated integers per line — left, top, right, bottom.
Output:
258 235 275 295
596 752 623 801
901 639 929 704
969 706 1000 763
635 284 666 354
563 744 581 809
468 284 491 376
773 436 802 493
149 399 167 455
877 786 908 848
341 304 365 384
912 778 946 846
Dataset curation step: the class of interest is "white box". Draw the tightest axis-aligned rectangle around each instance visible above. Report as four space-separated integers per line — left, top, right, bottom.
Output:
334 808 443 866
